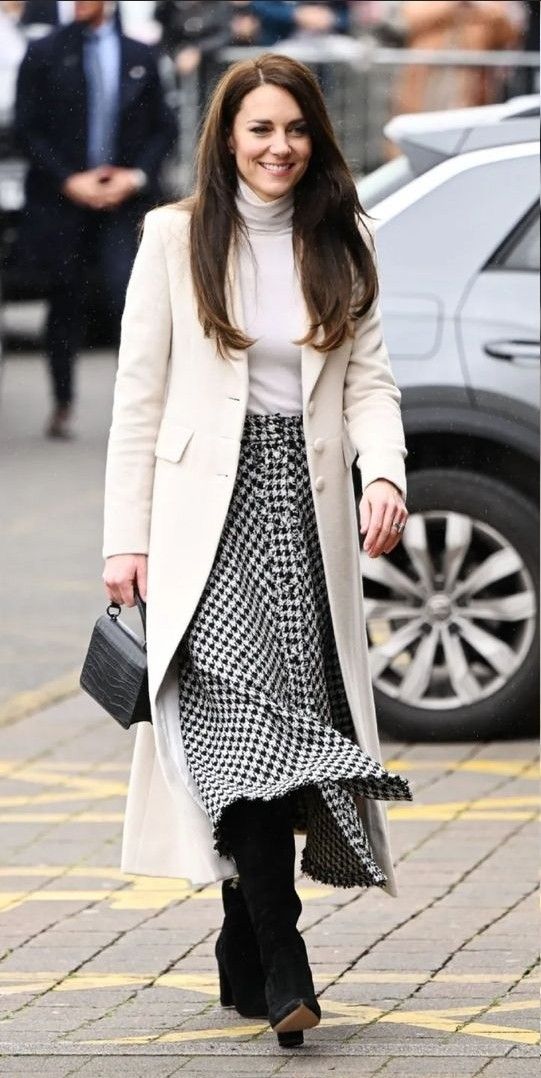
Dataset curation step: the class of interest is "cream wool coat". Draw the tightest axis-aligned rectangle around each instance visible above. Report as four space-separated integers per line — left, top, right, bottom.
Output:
102 204 408 897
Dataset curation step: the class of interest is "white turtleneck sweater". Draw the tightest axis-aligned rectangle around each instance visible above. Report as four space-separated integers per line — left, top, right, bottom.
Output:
235 176 304 416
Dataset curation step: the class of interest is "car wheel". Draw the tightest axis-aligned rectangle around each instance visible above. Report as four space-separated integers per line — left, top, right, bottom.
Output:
361 469 539 741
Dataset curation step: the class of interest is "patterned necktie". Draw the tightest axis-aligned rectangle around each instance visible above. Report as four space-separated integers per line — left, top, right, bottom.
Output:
85 34 116 168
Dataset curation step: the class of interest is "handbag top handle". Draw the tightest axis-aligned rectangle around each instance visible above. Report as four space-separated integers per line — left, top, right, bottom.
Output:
134 583 146 640
106 584 146 643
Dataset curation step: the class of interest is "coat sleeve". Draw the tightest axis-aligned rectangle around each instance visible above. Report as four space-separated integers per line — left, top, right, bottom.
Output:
15 41 74 187
342 219 407 500
102 209 173 559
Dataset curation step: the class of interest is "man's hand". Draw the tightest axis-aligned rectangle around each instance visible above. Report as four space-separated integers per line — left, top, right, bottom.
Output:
93 167 142 209
62 167 141 210
61 168 110 209
359 478 408 558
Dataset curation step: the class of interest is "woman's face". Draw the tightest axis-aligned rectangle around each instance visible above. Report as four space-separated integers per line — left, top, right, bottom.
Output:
227 84 312 202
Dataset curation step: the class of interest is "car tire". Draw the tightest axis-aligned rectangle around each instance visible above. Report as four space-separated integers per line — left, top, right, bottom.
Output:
364 469 539 742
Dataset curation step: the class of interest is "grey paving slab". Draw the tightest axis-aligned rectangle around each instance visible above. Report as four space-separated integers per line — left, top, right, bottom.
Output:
476 1061 541 1077
376 1059 497 1077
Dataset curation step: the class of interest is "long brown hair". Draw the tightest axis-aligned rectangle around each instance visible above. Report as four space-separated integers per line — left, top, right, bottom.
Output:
182 53 378 358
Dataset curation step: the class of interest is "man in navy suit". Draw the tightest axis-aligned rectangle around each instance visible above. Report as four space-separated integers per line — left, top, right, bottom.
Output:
15 0 177 438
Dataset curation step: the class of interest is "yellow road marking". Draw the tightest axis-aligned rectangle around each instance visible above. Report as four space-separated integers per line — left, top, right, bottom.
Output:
0 812 124 823
391 795 540 822
79 997 539 1047
0 798 538 825
0 866 334 913
0 673 80 728
386 759 539 779
1 970 537 997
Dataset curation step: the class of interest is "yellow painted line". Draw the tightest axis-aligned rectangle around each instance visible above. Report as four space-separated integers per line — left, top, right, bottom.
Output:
342 971 538 985
0 865 129 879
0 870 334 913
0 812 124 823
1 969 536 998
1 794 538 825
389 795 540 822
83 1024 269 1046
0 763 126 798
0 672 81 728
386 759 539 779
35 761 130 773
79 998 539 1047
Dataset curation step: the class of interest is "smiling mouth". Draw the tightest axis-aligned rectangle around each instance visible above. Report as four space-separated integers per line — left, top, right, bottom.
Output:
259 162 295 173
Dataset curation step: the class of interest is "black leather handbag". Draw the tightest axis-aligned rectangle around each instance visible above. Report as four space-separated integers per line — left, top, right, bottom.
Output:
79 586 152 729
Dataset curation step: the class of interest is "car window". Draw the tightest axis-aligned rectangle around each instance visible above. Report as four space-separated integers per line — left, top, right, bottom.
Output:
489 207 540 272
356 156 415 211
503 213 540 271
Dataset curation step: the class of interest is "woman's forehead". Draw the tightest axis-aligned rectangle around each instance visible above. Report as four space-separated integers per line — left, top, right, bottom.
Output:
236 84 305 122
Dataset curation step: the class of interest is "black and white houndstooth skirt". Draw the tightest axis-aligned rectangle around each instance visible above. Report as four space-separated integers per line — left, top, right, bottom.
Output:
176 413 412 889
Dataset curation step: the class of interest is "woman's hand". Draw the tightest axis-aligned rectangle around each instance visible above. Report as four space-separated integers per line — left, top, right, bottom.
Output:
359 479 408 558
102 554 148 606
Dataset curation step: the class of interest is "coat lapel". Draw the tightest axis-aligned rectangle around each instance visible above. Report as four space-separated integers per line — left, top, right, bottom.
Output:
225 239 328 410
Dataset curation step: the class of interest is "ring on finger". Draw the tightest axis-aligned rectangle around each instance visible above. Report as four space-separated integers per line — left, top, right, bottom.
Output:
393 520 405 534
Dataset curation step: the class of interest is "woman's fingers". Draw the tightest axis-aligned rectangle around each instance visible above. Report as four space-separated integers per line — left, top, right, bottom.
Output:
382 508 408 554
360 482 408 558
135 556 148 602
102 554 147 606
368 497 397 557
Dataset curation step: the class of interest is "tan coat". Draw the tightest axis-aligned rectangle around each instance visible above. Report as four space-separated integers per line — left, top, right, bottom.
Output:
387 0 521 158
102 204 408 896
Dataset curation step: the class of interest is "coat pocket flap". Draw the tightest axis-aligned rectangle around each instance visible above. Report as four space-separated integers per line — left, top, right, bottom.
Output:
154 421 194 463
342 432 358 468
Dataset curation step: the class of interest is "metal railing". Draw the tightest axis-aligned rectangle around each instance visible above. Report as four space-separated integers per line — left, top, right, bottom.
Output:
169 41 540 194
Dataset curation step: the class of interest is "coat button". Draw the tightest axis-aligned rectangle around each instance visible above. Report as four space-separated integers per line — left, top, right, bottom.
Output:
315 476 325 491
313 437 324 453
308 400 315 416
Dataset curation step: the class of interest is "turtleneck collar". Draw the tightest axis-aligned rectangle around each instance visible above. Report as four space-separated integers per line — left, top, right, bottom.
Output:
235 174 294 235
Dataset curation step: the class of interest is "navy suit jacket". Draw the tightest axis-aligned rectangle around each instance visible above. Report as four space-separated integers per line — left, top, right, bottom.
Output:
14 21 177 269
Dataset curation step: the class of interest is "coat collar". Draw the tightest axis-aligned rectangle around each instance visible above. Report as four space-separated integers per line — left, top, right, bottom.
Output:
224 237 328 411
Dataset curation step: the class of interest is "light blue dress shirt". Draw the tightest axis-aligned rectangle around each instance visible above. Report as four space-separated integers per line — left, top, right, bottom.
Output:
83 20 121 168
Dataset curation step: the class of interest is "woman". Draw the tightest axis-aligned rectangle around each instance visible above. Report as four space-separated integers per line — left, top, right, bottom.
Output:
102 53 413 1048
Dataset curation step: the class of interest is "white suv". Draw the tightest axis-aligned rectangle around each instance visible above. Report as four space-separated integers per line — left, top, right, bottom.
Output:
356 97 539 741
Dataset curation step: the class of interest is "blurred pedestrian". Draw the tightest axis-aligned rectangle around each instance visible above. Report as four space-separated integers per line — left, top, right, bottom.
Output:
102 52 412 1048
251 0 350 45
0 2 26 107
390 1 522 126
14 0 176 439
228 0 262 46
154 1 230 100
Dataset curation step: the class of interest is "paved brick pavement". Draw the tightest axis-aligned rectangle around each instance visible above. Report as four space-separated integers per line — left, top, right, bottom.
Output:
0 694 538 1077
0 350 539 1075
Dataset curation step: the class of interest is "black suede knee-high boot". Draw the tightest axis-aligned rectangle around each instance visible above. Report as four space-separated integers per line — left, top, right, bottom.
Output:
221 797 321 1048
215 877 267 1018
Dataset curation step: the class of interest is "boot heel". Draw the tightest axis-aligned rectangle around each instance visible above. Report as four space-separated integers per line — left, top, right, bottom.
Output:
277 1030 304 1048
215 939 234 1007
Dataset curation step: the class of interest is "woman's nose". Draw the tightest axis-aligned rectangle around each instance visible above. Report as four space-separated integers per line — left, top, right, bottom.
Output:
269 133 291 156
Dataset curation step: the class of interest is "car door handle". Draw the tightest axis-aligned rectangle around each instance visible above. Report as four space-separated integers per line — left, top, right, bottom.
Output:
484 339 540 363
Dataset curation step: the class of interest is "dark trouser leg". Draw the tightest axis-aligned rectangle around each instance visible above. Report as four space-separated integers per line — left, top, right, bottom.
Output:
45 218 95 407
97 207 139 347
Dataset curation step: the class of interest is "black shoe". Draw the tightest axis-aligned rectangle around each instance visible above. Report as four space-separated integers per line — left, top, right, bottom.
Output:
215 878 267 1019
45 403 74 439
220 798 321 1048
